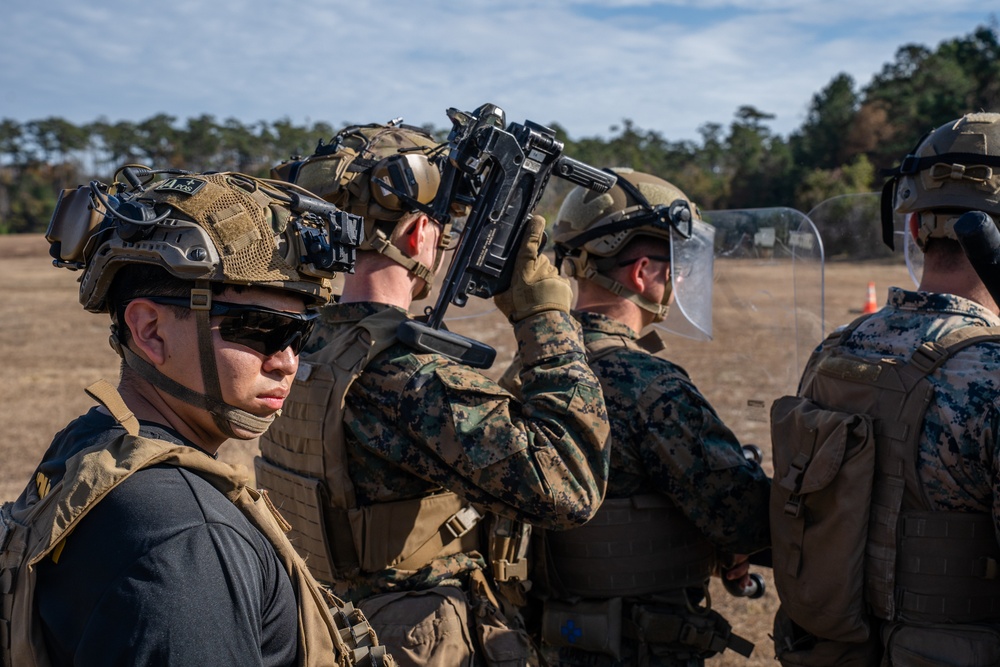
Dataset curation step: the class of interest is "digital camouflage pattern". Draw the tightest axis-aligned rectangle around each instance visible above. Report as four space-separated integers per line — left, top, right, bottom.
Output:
501 310 770 667
571 311 770 552
305 302 610 600
820 287 1000 515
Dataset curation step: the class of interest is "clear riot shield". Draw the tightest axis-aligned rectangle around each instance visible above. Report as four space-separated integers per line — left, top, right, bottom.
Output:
805 192 920 335
660 207 824 458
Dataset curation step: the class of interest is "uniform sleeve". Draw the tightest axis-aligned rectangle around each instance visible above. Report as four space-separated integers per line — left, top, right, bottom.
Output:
366 310 610 529
639 374 771 554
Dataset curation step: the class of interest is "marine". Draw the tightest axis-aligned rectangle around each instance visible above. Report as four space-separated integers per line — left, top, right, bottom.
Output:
502 169 772 666
770 112 1000 666
257 121 611 666
0 168 390 666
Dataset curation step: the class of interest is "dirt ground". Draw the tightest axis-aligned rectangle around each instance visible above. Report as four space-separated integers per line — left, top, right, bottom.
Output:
0 233 913 664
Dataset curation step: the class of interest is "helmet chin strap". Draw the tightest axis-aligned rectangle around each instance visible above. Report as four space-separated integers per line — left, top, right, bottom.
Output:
118 345 275 439
114 285 275 440
368 217 453 300
581 265 672 323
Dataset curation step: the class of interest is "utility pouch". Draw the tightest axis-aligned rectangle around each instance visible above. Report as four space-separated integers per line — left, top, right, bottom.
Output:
541 598 623 659
885 622 1000 667
627 603 754 659
770 393 875 643
360 586 476 667
347 492 482 573
466 568 536 667
772 606 882 667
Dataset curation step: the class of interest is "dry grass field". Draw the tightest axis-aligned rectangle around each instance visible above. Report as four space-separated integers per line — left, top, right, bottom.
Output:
0 232 913 664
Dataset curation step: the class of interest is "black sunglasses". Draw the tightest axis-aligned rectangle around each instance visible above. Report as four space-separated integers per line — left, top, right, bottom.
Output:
145 297 319 356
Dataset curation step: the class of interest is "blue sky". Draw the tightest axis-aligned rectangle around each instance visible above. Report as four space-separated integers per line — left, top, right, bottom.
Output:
1 1 995 142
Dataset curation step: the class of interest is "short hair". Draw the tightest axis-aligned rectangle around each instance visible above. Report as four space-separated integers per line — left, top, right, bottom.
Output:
592 234 671 275
106 265 238 345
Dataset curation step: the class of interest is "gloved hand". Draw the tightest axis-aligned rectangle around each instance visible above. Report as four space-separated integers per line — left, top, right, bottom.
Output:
494 215 573 323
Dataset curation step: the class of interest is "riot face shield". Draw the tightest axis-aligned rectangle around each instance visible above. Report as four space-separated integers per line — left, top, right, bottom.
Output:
661 207 823 452
658 218 715 340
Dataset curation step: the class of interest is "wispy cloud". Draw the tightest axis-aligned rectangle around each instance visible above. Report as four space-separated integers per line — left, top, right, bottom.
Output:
0 1 993 140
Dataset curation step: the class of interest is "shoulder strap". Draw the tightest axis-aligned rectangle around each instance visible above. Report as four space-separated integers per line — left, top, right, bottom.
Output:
319 307 410 510
85 379 140 436
255 308 411 581
907 325 1000 375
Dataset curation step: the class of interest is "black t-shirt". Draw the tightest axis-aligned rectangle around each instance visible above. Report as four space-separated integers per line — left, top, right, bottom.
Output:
33 408 299 666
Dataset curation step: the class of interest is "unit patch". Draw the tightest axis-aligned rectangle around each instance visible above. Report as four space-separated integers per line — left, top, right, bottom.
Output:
155 177 207 196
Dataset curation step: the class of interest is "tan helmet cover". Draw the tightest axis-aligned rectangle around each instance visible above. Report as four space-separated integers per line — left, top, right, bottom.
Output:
554 167 696 276
77 172 333 313
273 123 443 251
553 168 702 322
894 112 1000 250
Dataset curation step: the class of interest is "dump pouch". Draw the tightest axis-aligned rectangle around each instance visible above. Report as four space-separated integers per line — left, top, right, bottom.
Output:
770 394 875 642
772 606 882 667
359 586 476 667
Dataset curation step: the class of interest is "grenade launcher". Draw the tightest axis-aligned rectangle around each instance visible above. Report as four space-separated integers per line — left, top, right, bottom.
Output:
397 103 616 368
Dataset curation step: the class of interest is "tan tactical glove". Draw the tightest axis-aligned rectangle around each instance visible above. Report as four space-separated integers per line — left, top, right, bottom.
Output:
494 215 573 323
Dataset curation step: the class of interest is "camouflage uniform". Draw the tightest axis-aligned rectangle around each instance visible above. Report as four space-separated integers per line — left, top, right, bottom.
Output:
820 287 1000 521
507 311 770 667
309 303 609 602
573 312 769 544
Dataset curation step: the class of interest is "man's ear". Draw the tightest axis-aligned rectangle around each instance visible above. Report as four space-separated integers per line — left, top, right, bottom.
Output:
405 214 431 256
123 300 168 365
908 212 920 240
627 257 650 294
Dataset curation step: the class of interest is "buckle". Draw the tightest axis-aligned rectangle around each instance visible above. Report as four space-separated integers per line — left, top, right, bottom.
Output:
189 288 212 311
784 493 803 519
493 558 529 582
779 452 810 494
444 505 482 539
910 342 944 372
899 154 921 175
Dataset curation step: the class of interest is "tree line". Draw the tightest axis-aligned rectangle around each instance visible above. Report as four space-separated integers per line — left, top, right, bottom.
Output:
1 23 997 235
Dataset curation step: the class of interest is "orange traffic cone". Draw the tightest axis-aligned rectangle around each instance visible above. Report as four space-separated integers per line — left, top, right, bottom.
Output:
861 281 879 314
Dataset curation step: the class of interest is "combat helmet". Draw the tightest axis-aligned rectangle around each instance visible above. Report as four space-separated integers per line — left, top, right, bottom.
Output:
553 168 700 322
46 166 362 438
273 120 463 298
883 112 1000 250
